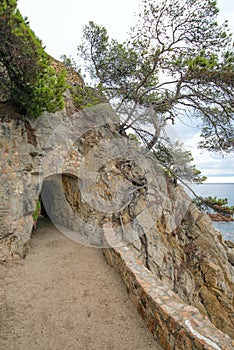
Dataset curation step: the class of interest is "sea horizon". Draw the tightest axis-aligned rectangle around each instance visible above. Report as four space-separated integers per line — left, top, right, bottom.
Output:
186 182 234 242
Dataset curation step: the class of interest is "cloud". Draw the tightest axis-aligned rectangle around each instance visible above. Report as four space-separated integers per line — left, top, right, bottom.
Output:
18 0 142 59
217 0 234 33
173 126 234 179
204 176 234 183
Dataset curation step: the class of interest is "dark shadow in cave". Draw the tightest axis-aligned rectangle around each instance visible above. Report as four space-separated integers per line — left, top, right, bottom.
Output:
33 173 79 233
31 175 62 234
39 193 50 219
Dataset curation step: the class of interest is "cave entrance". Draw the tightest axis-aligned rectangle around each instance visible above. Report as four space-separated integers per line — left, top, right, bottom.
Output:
33 173 79 232
33 172 106 247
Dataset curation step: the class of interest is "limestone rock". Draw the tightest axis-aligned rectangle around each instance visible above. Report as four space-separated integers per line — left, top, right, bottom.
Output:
128 186 234 338
1 89 234 340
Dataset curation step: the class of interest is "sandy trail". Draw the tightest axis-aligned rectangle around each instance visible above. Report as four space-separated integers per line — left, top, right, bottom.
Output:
0 217 162 350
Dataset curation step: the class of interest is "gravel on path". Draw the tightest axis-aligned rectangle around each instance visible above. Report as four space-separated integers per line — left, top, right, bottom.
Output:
0 217 162 350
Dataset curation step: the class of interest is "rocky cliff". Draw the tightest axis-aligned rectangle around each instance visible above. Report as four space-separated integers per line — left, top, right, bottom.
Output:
62 138 234 339
0 68 234 341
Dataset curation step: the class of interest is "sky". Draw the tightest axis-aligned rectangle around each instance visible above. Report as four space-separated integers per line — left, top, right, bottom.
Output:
17 0 234 183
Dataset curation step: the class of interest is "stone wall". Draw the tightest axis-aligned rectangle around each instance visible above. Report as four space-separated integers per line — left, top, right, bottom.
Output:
103 225 234 350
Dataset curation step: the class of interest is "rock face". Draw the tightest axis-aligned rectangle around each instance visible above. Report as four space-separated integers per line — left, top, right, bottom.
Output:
0 86 118 256
88 158 234 338
51 58 85 87
0 85 234 340
130 190 234 338
57 132 234 339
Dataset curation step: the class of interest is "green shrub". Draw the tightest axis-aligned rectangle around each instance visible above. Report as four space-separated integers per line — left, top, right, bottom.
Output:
0 0 66 117
70 85 106 109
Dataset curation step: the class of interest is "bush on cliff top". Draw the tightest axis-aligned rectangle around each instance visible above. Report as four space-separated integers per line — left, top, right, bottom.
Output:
0 0 66 118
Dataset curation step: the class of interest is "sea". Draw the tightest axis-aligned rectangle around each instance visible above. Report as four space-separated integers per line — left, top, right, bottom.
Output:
186 183 234 242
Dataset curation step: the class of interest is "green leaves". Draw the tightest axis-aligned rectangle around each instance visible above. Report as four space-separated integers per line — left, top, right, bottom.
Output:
70 85 106 110
0 0 66 118
78 0 234 160
188 54 218 70
193 195 234 216
153 140 207 184
78 22 141 101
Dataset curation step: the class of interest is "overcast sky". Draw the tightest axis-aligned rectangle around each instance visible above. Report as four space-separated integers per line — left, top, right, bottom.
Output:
17 0 234 183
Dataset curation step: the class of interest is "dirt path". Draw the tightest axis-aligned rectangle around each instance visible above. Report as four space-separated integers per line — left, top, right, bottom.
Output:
0 217 162 350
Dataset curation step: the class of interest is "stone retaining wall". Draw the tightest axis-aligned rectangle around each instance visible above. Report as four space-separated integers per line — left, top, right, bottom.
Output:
103 225 234 350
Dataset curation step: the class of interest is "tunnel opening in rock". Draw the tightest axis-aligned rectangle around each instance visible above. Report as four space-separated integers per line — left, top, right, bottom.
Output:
38 173 79 230
32 175 73 235
33 172 108 247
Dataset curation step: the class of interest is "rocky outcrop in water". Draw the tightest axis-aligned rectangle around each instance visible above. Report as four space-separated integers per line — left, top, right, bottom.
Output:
209 213 234 222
